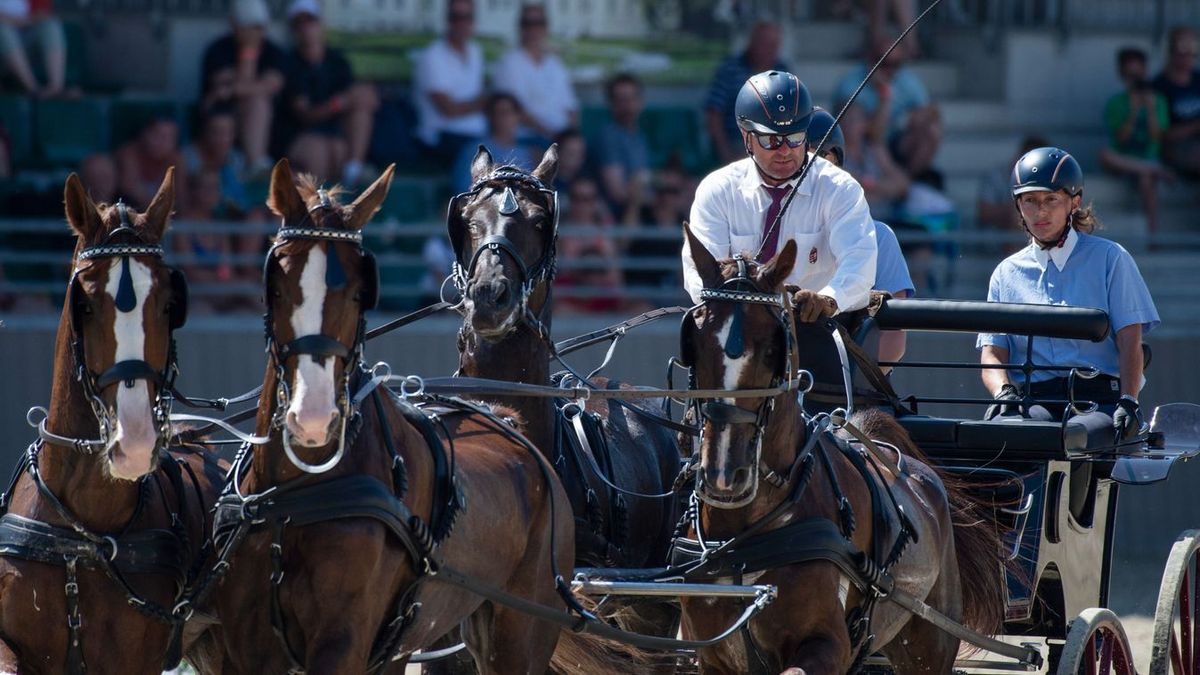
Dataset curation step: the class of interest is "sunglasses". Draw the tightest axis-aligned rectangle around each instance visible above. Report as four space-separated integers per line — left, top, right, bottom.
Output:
752 131 806 151
521 17 547 27
449 12 474 22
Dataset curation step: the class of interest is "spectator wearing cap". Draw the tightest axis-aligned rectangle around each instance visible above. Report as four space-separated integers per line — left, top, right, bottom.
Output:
414 0 487 165
492 3 577 144
1152 26 1200 179
278 0 379 186
200 0 287 174
703 21 789 165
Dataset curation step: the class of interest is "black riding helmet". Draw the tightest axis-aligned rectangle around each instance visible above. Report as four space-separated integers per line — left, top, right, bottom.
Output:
1011 146 1084 198
735 70 813 137
807 108 845 167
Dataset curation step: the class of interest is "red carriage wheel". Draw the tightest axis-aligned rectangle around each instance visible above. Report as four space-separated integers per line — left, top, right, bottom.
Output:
1151 531 1200 674
1057 608 1137 675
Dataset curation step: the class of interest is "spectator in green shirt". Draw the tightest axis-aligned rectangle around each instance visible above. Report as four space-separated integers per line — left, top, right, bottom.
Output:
1100 46 1174 234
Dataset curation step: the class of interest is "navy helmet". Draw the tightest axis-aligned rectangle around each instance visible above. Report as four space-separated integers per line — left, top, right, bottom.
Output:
807 108 845 167
1011 147 1084 198
735 71 813 137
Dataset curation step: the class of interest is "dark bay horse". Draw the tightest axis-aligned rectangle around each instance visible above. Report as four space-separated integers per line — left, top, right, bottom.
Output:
452 145 683 571
0 170 224 674
213 160 626 675
677 226 1005 674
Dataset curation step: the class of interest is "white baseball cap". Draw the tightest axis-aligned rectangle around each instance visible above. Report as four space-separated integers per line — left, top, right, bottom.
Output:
287 0 322 20
232 0 270 26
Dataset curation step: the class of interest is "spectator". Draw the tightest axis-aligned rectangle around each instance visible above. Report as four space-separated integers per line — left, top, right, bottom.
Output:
1152 26 1200 179
595 72 651 223
0 0 69 97
977 135 1050 235
865 0 918 54
414 0 486 165
837 102 911 216
451 93 537 191
1100 47 1174 234
626 160 690 293
550 128 595 193
181 105 251 217
115 115 182 211
278 0 378 186
704 21 789 165
556 177 639 315
79 152 118 204
833 30 941 178
200 0 286 174
175 169 236 313
493 3 577 143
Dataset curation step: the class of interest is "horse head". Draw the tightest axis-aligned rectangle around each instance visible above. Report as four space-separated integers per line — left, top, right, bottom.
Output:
262 159 393 469
61 169 187 481
681 223 800 508
449 145 559 340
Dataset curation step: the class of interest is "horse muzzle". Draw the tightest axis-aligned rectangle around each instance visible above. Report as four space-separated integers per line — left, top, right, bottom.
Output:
696 463 758 509
465 277 521 339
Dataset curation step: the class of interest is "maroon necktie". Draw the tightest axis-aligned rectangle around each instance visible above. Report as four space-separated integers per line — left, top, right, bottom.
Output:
758 185 791 262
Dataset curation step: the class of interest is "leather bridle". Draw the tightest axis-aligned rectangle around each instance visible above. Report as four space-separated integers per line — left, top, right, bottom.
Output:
263 203 371 474
45 204 185 455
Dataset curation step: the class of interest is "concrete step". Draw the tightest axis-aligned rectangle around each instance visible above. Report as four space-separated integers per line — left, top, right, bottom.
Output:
788 21 865 60
934 132 1108 175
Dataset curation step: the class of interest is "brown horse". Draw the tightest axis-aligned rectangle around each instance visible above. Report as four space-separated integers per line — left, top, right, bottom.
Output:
677 226 1005 674
0 170 225 674
213 160 630 675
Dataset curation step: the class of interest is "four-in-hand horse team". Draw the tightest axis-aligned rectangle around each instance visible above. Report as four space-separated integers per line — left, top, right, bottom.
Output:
2 64 1200 675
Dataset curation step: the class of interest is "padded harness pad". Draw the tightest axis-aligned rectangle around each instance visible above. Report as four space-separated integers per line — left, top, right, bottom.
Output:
898 415 1089 461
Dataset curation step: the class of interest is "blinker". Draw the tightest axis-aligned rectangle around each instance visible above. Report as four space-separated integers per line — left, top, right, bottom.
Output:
725 305 745 359
325 243 347 290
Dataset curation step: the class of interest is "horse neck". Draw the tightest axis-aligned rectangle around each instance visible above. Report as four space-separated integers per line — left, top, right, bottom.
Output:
457 315 556 454
39 301 141 530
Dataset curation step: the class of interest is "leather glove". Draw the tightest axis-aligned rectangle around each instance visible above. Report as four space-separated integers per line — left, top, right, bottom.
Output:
1113 395 1143 442
984 383 1022 420
789 288 838 323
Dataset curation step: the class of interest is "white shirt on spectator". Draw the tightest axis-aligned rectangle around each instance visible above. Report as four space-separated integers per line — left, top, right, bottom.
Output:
493 47 577 136
415 38 487 145
683 155 877 311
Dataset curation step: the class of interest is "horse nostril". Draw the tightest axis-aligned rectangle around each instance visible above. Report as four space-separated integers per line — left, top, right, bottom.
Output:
493 283 510 307
328 409 341 429
732 466 752 489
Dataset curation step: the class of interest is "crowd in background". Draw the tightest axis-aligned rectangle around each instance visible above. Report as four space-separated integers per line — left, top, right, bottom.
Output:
0 0 1197 315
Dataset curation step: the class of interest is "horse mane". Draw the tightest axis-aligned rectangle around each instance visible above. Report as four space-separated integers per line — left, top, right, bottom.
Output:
849 408 1007 637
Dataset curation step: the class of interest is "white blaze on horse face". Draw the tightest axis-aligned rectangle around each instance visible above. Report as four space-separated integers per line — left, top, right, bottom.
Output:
286 246 339 446
107 258 157 480
709 312 751 491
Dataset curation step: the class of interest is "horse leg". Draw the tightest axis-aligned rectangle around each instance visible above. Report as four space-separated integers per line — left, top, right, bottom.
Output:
779 634 852 675
463 602 559 675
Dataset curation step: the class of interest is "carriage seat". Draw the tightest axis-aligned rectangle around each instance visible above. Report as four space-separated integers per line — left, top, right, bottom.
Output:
897 415 1088 462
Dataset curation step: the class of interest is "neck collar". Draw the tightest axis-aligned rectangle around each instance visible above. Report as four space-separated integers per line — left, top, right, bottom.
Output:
1033 226 1079 272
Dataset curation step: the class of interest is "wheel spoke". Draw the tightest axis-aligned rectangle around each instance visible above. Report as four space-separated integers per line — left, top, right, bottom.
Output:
1192 556 1200 674
1174 634 1185 673
1098 629 1114 674
1185 566 1194 672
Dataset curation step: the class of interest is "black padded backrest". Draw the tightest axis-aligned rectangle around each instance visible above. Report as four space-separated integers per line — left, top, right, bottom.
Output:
874 298 1110 342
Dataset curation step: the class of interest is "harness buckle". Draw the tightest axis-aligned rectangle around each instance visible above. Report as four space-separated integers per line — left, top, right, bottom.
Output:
172 599 195 621
67 613 82 629
64 581 79 596
103 535 119 562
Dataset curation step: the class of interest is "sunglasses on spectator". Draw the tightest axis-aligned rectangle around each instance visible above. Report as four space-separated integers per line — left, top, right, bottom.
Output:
521 17 547 27
752 131 806 150
449 12 474 22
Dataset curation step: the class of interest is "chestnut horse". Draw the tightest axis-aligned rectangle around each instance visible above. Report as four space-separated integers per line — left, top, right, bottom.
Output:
676 226 1005 674
213 160 630 675
0 170 224 674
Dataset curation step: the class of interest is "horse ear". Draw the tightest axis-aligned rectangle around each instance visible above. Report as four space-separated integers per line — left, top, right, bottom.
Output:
683 221 721 289
63 173 101 239
347 163 396 231
469 146 493 184
532 143 559 185
142 166 175 240
760 239 797 291
267 158 306 221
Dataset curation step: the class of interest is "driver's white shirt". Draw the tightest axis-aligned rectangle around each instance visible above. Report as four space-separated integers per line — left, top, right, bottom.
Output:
683 154 877 312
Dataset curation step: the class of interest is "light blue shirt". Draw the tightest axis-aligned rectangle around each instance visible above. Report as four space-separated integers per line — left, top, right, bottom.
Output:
976 229 1159 383
832 65 930 137
873 221 915 297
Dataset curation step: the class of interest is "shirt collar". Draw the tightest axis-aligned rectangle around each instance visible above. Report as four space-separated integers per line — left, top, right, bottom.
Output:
1032 226 1079 271
736 155 814 198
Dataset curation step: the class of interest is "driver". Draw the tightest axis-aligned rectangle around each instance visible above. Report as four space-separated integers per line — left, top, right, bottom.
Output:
977 147 1159 442
683 70 877 321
